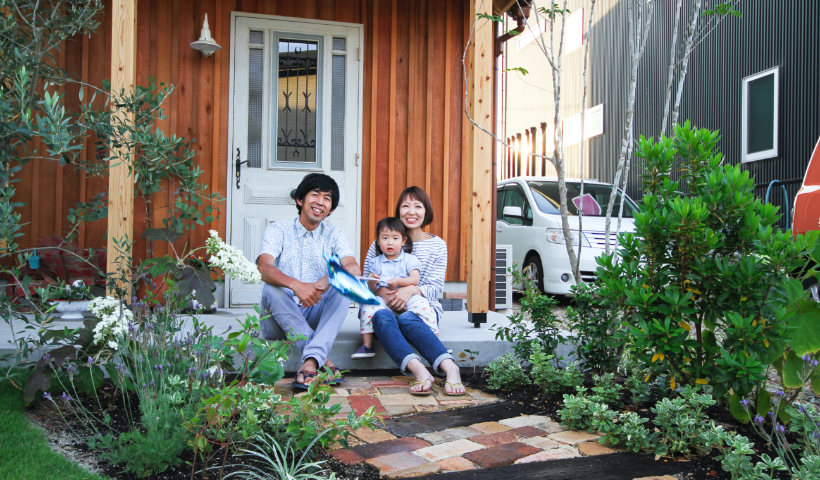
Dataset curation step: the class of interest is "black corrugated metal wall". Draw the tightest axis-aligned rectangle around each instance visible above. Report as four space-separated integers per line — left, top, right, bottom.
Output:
587 0 820 228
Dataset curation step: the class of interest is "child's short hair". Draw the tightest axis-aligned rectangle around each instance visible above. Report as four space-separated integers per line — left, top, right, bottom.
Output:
374 217 413 255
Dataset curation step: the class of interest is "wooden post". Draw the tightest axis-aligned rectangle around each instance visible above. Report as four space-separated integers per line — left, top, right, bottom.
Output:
107 0 138 289
466 0 494 326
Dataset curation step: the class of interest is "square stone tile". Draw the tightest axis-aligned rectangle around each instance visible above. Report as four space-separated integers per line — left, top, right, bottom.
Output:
578 441 617 456
379 387 411 395
371 380 410 387
508 426 546 438
414 439 485 462
417 426 481 445
499 415 554 429
437 457 477 472
391 375 416 382
350 387 381 396
522 436 562 450
470 431 519 447
378 393 439 406
463 442 541 468
469 421 512 434
366 451 428 475
388 462 441 478
327 395 349 405
439 399 476 406
414 404 440 413
514 448 580 463
548 431 601 445
351 437 431 460
348 395 387 416
342 381 373 388
334 387 350 397
464 388 499 400
384 405 416 416
354 427 397 444
337 404 352 414
329 448 365 464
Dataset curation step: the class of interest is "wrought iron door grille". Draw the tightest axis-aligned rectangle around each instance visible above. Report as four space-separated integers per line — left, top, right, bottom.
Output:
276 39 318 163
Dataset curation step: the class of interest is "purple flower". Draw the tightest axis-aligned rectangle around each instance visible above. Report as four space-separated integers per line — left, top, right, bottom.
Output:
43 392 51 400
42 353 51 362
60 392 72 402
149 380 154 387
775 424 785 434
754 415 764 424
739 398 750 410
87 356 93 366
775 390 785 398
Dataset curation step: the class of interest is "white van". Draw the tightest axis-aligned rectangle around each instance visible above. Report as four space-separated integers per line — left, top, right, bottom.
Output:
497 177 639 295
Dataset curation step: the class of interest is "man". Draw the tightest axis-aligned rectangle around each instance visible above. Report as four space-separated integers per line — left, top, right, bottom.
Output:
257 173 361 388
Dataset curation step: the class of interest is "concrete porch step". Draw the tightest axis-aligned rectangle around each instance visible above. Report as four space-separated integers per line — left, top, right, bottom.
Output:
0 307 519 371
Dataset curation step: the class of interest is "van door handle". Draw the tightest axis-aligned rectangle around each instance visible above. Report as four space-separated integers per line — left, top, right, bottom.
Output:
496 226 503 232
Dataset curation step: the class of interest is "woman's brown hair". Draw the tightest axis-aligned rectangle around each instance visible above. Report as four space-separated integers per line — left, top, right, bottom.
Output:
395 186 434 228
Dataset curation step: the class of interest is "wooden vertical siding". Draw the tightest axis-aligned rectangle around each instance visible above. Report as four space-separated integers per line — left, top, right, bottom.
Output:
14 0 472 281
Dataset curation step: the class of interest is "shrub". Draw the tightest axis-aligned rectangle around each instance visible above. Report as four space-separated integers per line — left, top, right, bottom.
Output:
567 283 621 374
595 122 814 412
485 353 530 391
493 266 564 362
529 343 583 394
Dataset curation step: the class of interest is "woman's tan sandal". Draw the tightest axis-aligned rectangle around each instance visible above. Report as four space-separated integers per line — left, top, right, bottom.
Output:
409 378 433 396
443 382 466 396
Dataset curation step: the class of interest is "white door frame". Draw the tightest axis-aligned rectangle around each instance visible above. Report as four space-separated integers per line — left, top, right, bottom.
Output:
224 12 364 306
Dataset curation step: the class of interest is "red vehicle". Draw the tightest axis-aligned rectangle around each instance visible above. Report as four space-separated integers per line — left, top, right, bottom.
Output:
793 137 820 300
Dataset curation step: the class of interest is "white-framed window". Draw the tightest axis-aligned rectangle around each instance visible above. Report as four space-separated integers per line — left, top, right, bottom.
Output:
564 9 584 53
742 66 779 162
517 19 546 51
562 104 604 146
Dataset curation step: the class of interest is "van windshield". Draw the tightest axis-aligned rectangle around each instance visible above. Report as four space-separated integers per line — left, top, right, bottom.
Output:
527 181 637 217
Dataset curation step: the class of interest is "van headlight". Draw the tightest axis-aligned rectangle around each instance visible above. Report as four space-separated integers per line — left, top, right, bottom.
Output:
546 228 590 247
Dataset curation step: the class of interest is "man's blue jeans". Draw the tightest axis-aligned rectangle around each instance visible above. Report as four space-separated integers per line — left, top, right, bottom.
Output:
372 308 453 375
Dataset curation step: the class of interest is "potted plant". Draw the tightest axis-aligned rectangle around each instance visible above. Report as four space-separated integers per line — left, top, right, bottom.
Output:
48 280 94 319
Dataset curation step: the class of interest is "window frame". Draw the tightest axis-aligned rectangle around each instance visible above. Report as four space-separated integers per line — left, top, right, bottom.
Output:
741 66 779 163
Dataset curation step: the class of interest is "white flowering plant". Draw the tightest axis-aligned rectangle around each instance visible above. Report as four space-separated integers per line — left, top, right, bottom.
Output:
88 296 133 351
205 230 261 284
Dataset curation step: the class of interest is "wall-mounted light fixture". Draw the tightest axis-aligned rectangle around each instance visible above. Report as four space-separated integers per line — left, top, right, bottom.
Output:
190 14 221 57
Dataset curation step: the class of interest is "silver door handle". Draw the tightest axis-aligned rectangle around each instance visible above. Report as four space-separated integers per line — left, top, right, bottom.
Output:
496 226 503 232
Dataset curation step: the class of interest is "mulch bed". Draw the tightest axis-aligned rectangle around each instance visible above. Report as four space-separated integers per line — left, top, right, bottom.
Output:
27 367 793 480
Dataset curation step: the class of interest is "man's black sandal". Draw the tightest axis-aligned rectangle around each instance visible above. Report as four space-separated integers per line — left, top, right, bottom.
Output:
292 370 317 390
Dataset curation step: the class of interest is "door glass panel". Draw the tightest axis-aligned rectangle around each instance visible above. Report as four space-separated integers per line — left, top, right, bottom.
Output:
247 44 264 168
276 39 319 163
330 53 346 171
503 186 528 225
747 73 775 154
496 188 506 218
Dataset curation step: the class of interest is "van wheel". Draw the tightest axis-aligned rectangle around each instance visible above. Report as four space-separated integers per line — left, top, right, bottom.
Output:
523 255 545 294
804 276 820 302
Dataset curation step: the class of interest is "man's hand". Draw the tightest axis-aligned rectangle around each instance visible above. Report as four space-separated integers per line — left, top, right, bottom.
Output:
291 280 325 307
340 256 361 277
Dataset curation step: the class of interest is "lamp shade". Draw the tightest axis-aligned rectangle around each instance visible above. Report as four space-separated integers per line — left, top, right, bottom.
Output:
190 14 221 56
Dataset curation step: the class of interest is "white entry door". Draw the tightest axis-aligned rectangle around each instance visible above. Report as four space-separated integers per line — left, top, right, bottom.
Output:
228 15 363 306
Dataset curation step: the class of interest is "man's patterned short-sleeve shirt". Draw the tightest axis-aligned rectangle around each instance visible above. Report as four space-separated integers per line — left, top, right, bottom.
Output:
257 217 354 284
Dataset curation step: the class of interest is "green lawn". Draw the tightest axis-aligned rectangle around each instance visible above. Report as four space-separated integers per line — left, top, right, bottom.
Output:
0 376 110 480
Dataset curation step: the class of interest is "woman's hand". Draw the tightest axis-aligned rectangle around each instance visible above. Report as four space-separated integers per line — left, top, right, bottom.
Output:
388 285 421 312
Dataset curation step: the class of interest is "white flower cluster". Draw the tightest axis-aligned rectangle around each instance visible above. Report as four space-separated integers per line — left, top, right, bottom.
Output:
206 230 262 284
88 296 133 350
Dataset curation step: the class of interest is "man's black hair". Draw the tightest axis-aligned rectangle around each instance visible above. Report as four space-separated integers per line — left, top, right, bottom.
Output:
374 217 413 255
290 173 340 214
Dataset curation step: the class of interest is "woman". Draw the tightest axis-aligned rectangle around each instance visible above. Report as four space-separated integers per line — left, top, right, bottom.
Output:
363 186 465 396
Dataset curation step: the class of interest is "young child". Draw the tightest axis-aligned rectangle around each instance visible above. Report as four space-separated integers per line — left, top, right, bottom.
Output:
352 217 438 359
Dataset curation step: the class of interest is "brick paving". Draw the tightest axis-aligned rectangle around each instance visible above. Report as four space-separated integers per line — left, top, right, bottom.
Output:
317 375 626 477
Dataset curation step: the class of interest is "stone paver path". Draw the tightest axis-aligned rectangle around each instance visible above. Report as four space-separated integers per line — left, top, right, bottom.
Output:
275 375 626 479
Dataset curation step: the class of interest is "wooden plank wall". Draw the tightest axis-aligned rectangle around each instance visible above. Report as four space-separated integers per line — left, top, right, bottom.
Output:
15 0 472 282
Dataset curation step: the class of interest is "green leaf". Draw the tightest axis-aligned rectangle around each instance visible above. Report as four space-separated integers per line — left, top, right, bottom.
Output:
178 266 215 307
729 394 751 424
102 79 111 91
787 300 820 356
782 350 805 389
24 368 54 405
141 227 183 244
755 388 771 417
248 343 285 386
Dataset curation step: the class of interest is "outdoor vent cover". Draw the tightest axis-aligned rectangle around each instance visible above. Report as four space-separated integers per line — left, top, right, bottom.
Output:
495 244 513 310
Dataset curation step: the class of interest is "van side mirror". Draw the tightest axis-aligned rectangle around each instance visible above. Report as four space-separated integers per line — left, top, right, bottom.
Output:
503 206 523 218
